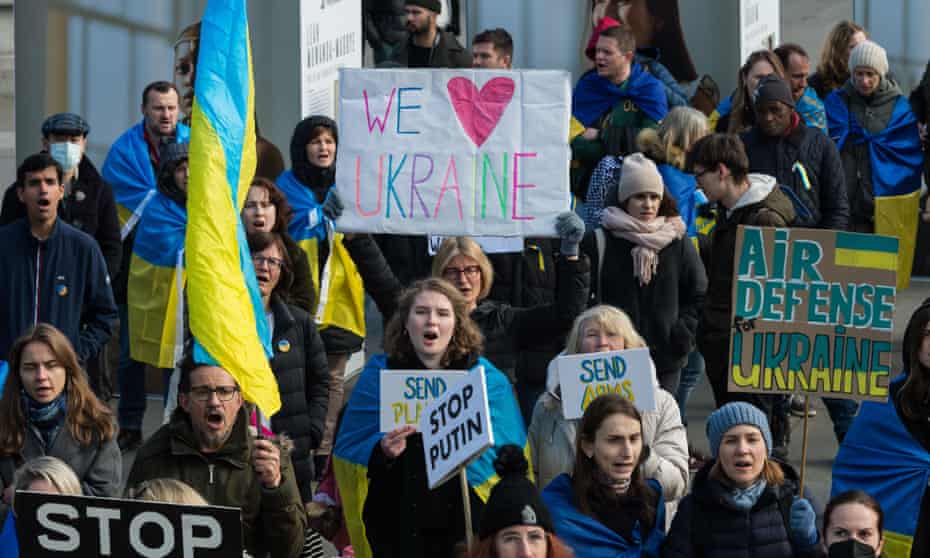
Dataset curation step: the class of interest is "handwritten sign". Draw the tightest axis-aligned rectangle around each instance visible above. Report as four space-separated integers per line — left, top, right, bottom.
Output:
729 227 896 401
335 68 571 237
15 491 242 558
556 348 657 420
420 366 493 489
379 369 468 432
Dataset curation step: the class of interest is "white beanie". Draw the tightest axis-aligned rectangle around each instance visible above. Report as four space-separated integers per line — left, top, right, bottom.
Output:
617 153 664 204
849 41 888 78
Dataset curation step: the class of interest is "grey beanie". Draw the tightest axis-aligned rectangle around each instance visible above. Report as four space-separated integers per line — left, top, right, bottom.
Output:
617 153 664 204
849 41 888 77
706 402 773 458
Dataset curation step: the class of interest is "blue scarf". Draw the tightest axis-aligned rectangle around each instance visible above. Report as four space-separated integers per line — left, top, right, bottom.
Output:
21 392 67 450
572 63 669 127
719 478 767 511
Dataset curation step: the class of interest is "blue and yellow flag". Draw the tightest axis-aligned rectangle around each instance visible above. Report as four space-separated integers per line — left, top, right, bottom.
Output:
127 193 187 369
185 0 279 416
333 354 528 558
102 121 191 239
569 64 668 141
826 92 922 289
832 378 930 558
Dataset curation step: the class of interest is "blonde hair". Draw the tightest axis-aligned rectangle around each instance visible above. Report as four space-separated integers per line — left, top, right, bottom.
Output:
817 20 867 93
11 456 82 510
564 305 647 354
638 106 709 170
431 237 494 301
128 478 208 506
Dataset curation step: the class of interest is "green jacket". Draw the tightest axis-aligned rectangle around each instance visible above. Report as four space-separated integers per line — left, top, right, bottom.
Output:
127 408 307 558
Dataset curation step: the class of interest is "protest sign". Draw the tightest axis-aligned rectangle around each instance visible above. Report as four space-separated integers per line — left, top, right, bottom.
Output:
556 348 657 420
380 369 468 432
420 366 493 489
335 68 572 237
728 226 897 402
15 491 242 558
427 235 524 255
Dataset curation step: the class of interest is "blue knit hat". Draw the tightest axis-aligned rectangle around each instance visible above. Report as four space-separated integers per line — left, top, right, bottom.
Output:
706 402 772 457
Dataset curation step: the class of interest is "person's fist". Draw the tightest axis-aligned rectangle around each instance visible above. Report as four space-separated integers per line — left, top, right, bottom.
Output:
252 438 283 489
322 189 345 221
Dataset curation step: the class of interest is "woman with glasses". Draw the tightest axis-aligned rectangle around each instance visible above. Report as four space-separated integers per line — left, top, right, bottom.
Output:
0 324 120 518
340 211 589 420
247 231 329 507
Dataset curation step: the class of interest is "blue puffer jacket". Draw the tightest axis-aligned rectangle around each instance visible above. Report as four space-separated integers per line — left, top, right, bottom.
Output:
0 218 117 363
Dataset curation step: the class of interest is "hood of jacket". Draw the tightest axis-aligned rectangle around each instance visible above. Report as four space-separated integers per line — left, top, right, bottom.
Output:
289 115 338 196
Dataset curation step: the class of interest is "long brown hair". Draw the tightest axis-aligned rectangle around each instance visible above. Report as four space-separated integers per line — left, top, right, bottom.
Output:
899 302 930 420
248 176 294 234
817 21 867 94
572 394 656 527
729 50 785 134
0 324 116 455
383 278 484 368
466 532 575 558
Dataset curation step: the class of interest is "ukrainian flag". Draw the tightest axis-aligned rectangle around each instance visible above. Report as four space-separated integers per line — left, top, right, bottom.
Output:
833 231 899 273
826 92 922 289
832 378 930 558
185 0 279 416
334 355 528 558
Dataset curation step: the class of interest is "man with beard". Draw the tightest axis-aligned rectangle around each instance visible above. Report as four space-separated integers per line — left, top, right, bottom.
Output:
127 359 307 558
388 0 470 68
0 153 117 367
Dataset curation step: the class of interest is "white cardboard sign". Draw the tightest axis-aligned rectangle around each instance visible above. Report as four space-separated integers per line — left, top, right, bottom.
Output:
420 366 493 489
379 369 468 432
427 235 525 255
335 68 572 237
556 348 658 420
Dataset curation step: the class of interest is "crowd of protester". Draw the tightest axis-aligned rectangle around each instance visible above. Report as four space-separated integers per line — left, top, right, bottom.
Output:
2 0 930 556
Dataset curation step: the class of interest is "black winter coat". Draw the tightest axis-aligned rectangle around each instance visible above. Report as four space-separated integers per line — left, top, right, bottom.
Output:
268 296 329 502
741 121 850 230
662 462 824 558
389 29 471 69
1 156 121 278
583 230 706 374
344 235 591 378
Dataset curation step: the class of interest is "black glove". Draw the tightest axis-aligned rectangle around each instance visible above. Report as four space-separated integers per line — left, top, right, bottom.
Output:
556 212 584 257
321 189 344 221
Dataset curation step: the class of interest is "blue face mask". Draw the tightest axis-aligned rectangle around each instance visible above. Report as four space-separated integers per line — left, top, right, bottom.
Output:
49 142 83 171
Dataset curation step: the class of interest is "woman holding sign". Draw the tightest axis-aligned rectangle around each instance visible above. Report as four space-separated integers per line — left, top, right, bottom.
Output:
662 402 822 558
275 115 367 475
529 305 688 515
832 299 930 557
582 152 706 396
541 393 666 557
0 324 120 517
333 278 527 558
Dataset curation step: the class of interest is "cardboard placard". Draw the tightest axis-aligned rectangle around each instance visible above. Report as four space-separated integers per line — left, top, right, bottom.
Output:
728 226 896 401
556 348 658 420
379 369 468 432
334 68 571 237
420 366 493 489
15 491 242 557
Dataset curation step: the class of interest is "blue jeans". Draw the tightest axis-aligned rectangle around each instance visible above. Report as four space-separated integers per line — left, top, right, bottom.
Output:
675 350 705 425
117 304 147 430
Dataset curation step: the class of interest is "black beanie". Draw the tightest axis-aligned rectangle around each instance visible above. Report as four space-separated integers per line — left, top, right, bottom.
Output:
478 445 554 538
405 0 441 13
753 74 795 109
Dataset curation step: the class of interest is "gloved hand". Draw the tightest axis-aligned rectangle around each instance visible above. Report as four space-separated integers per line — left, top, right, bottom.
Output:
556 211 585 257
789 497 818 548
322 189 344 221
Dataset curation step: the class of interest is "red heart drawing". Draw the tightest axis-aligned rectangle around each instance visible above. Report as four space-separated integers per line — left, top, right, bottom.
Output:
447 76 516 147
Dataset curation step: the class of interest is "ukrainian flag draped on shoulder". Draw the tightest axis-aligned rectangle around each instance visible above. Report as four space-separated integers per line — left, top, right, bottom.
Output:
826 90 921 289
128 193 187 368
186 0 279 416
102 121 191 239
276 170 366 338
333 354 527 558
569 64 668 141
707 94 733 132
832 378 930 558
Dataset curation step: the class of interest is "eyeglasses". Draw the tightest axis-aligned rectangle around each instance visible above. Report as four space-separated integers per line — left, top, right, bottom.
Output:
443 265 481 280
188 385 240 402
252 255 284 269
